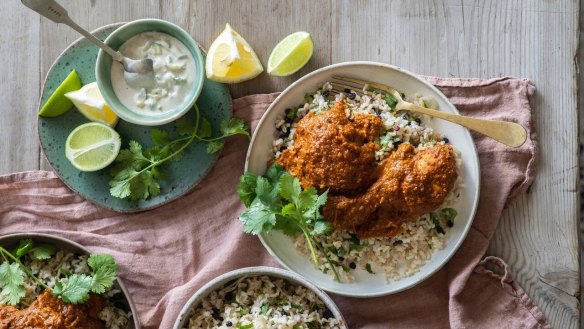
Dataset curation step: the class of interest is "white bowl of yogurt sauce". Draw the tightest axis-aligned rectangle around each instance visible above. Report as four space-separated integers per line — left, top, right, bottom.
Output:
96 19 205 126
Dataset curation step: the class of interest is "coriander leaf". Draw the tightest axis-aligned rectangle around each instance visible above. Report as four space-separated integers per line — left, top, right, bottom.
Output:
297 187 318 212
151 166 165 180
150 129 170 146
265 164 285 185
90 266 117 294
87 254 119 273
0 263 26 305
237 172 258 207
109 175 133 199
365 263 375 274
273 214 301 236
139 171 161 199
384 92 397 108
15 239 34 258
260 303 269 315
305 189 328 221
206 140 224 154
175 116 196 136
198 118 212 138
281 203 305 223
279 173 301 203
307 322 321 329
123 141 149 165
311 220 332 235
220 118 250 137
441 208 458 220
431 213 445 235
52 274 92 304
239 198 277 234
255 176 280 207
30 244 56 260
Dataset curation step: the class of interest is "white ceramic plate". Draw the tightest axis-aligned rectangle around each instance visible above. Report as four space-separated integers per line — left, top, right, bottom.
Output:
245 61 480 297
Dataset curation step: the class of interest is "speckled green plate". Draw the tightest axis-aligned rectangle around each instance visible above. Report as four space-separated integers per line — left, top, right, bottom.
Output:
38 23 232 213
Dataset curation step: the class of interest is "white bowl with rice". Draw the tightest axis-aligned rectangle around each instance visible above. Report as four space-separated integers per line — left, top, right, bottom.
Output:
0 232 139 329
174 266 346 329
244 61 480 297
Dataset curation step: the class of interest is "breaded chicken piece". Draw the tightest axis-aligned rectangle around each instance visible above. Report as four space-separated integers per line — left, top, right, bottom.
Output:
277 101 383 194
323 143 458 238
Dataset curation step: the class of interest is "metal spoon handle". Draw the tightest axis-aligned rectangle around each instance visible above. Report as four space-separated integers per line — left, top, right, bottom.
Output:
21 0 123 62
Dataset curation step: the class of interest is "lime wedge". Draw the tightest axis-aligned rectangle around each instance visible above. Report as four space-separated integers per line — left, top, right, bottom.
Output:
65 122 121 172
267 32 314 76
39 70 82 117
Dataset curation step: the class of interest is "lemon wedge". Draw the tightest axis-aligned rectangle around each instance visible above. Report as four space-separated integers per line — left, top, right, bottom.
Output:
65 122 121 172
65 82 119 127
267 32 313 76
206 23 263 83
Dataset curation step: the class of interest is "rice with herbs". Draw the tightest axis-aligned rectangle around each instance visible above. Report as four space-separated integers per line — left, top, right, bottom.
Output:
183 275 344 329
273 82 463 282
11 250 131 329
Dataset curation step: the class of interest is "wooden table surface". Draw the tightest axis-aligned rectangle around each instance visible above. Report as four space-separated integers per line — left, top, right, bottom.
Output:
0 1 579 328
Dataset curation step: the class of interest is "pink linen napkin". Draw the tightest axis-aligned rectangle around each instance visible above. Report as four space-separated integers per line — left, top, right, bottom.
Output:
0 77 548 329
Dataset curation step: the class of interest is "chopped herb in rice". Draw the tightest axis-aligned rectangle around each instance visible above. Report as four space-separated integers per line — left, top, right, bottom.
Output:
183 275 344 328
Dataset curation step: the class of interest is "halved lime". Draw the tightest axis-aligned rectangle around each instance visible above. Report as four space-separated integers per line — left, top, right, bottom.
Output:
65 122 121 172
267 32 314 76
39 70 82 117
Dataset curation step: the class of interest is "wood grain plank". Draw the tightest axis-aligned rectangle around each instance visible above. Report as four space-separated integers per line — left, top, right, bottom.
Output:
38 0 165 170
167 0 332 98
0 2 40 174
332 1 579 328
578 0 583 324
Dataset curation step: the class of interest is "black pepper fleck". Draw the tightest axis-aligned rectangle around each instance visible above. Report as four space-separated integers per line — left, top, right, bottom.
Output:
226 321 233 327
349 262 356 269
349 92 356 100
323 309 334 319
442 137 450 144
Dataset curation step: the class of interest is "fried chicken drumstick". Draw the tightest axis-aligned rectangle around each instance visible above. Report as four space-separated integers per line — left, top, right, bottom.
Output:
277 101 458 238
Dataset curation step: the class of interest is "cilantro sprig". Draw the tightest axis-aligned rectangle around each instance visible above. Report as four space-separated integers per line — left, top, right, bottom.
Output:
237 164 340 281
0 240 119 305
109 104 250 200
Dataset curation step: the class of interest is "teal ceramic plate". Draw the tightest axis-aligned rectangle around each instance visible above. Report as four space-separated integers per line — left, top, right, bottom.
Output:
38 23 232 212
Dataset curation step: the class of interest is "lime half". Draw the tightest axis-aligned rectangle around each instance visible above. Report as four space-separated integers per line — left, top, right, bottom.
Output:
65 122 121 172
39 70 82 117
267 32 314 76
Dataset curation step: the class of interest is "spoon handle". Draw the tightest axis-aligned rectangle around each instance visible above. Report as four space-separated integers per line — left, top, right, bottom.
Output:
397 101 528 148
21 0 123 62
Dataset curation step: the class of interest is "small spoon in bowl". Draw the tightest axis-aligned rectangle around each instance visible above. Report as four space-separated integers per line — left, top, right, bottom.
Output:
22 0 156 89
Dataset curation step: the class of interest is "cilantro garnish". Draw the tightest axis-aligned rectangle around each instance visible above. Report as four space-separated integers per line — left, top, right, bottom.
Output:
0 263 26 305
0 240 120 305
237 164 340 281
109 104 250 200
384 92 397 108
